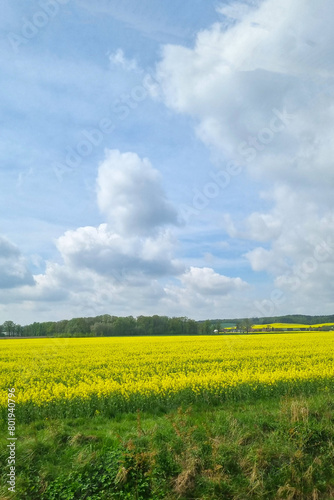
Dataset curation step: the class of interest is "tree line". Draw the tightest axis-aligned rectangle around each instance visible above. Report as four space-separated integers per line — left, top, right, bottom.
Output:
221 314 334 326
2 313 333 338
0 316 216 337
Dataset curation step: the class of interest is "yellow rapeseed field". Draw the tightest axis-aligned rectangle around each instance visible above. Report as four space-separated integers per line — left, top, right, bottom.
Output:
0 332 333 419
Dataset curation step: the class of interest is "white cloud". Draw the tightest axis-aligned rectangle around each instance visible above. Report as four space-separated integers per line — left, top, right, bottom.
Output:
180 266 247 295
4 2 334 322
96 149 179 236
247 186 334 315
109 49 138 71
154 0 334 180
163 266 249 316
0 142 250 321
223 211 282 242
217 1 259 22
6 252 251 322
154 0 334 313
57 223 182 279
0 236 34 289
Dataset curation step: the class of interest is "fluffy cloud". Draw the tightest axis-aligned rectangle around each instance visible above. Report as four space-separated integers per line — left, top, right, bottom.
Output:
57 223 182 279
16 149 184 313
2 140 249 321
155 0 334 177
0 236 34 289
246 188 334 310
55 149 183 280
154 0 334 312
224 211 282 242
8 1 334 321
180 266 247 295
163 266 248 316
42 146 248 318
97 150 179 236
8 256 250 322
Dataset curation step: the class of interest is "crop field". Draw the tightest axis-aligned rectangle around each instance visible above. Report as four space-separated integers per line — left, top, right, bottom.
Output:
1 332 334 421
1 331 334 499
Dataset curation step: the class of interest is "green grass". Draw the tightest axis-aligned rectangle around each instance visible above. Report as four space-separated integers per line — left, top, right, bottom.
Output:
1 393 333 499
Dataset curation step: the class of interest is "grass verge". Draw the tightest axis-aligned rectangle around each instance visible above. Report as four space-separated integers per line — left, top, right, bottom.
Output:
0 393 333 499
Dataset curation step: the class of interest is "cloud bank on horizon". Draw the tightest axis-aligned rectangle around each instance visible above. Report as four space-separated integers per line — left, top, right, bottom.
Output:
1 0 334 324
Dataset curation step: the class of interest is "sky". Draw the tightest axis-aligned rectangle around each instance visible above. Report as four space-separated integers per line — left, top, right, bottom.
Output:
1 0 334 325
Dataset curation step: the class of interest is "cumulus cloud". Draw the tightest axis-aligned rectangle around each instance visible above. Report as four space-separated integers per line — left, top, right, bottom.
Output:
97 150 179 236
217 1 259 22
6 2 334 321
154 0 334 189
163 266 249 316
57 223 182 279
16 229 248 320
180 266 248 295
223 211 282 242
247 188 334 305
154 0 334 312
0 236 34 289
154 0 334 173
5 146 249 319
0 149 184 318
19 149 184 311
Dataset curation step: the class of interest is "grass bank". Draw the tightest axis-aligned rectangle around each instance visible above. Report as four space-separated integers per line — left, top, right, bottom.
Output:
1 393 333 499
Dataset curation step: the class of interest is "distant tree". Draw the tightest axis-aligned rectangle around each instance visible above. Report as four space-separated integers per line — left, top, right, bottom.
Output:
95 314 114 324
199 320 212 335
152 315 169 335
168 317 180 335
185 319 198 335
113 316 137 336
44 322 57 336
15 324 23 336
67 318 91 336
91 322 114 336
236 320 243 332
55 320 69 335
213 321 221 333
136 316 153 336
29 322 43 336
3 320 16 336
240 318 254 334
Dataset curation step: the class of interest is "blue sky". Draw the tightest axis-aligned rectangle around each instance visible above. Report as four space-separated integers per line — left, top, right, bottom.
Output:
1 0 334 324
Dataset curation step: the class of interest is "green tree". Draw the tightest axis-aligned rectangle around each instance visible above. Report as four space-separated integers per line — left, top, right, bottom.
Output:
67 318 91 336
240 318 254 334
136 316 153 335
113 316 137 336
3 320 16 336
91 322 114 336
